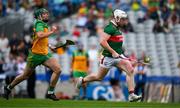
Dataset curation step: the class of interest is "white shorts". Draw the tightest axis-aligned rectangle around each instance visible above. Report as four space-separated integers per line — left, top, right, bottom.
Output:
100 54 128 69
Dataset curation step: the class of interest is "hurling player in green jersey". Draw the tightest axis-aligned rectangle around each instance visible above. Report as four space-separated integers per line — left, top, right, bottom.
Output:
3 8 60 101
76 9 141 102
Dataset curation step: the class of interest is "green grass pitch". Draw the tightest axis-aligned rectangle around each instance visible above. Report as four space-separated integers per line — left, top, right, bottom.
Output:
0 98 180 108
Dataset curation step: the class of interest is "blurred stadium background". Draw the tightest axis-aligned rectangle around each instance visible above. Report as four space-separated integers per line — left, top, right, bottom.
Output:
0 0 180 103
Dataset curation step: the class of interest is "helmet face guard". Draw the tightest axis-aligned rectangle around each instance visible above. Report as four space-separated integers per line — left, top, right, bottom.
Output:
113 9 128 26
34 8 49 21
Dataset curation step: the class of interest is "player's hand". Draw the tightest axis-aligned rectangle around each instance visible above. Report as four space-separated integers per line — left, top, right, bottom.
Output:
70 68 73 73
51 25 58 33
49 44 57 52
112 51 120 58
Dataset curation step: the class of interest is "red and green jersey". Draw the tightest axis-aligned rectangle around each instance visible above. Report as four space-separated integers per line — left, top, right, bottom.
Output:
102 22 124 57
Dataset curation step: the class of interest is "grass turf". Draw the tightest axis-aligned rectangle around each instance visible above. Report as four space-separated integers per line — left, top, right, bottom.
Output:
0 98 180 108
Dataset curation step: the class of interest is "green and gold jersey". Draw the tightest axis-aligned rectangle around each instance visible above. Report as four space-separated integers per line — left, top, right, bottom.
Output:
31 20 49 55
72 51 89 72
102 21 124 57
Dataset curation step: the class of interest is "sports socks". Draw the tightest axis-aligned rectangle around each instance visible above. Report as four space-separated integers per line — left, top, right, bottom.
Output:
129 90 134 95
48 86 55 94
7 85 13 90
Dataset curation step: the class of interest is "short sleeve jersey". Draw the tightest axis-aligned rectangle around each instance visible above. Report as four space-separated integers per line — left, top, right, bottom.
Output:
31 20 49 55
102 22 124 57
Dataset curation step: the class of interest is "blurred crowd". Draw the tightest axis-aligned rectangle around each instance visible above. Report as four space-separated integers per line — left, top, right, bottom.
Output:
0 0 180 33
0 0 180 101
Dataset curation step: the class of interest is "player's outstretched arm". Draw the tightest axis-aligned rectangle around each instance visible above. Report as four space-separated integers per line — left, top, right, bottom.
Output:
36 31 54 38
36 26 57 38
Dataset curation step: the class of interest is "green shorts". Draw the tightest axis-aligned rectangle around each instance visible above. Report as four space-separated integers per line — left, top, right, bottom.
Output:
73 71 87 78
27 50 52 68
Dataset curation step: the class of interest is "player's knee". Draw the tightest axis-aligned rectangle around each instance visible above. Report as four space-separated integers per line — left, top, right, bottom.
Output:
127 67 134 76
129 68 134 73
125 62 134 73
53 65 61 74
22 74 30 80
96 76 103 81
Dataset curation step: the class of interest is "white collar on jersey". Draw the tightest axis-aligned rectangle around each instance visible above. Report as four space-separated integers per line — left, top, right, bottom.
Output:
110 19 118 27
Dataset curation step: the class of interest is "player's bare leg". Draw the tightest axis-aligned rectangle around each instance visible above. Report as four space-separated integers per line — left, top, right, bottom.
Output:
76 67 109 89
73 78 87 99
43 58 61 101
116 59 141 102
81 83 87 99
4 66 34 100
73 78 80 99
117 59 134 91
